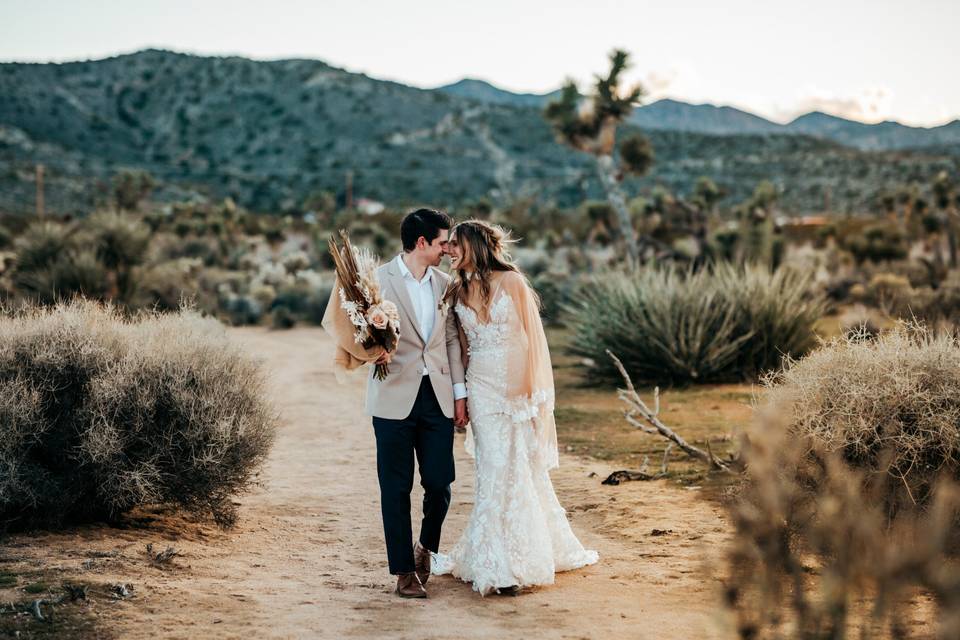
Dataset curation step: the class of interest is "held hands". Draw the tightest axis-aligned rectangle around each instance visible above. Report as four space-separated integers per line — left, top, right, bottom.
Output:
453 398 469 432
374 349 393 366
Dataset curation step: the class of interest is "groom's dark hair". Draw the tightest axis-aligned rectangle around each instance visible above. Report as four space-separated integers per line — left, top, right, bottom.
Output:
400 208 453 252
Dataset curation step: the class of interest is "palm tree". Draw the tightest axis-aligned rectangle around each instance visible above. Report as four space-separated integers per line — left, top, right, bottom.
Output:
544 49 651 264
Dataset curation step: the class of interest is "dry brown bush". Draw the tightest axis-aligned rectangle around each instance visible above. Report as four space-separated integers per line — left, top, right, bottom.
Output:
726 424 960 639
0 299 277 529
725 326 960 638
761 324 960 514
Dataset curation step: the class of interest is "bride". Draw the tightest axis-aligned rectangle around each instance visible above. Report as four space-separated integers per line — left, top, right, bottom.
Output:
431 219 598 595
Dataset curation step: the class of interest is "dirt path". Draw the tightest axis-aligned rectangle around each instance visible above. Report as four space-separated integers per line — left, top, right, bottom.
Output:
2 328 735 639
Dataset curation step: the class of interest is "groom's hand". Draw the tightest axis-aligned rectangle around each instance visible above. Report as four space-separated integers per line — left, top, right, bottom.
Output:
454 398 468 431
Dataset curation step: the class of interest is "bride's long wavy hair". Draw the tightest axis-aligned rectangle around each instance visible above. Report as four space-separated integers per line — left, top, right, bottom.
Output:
443 220 536 310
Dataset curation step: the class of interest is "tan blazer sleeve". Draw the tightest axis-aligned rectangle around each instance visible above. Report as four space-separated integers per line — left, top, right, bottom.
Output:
321 277 385 376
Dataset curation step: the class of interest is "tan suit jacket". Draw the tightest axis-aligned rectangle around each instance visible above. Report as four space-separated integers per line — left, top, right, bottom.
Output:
366 259 465 420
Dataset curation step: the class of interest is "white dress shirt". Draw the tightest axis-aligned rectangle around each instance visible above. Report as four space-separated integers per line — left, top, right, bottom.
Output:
396 255 467 400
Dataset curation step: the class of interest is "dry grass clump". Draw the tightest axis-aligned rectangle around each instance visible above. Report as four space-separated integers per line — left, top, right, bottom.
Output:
0 299 277 529
762 324 960 513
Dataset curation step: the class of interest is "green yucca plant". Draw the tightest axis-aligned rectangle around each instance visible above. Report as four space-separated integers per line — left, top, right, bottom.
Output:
83 211 151 271
12 221 76 277
82 211 151 301
15 250 111 304
566 264 826 385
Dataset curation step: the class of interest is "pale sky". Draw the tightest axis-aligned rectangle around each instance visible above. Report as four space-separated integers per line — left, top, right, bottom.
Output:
2 0 958 127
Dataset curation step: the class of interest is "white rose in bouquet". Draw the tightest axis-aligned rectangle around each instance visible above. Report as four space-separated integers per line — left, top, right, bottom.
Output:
366 304 389 330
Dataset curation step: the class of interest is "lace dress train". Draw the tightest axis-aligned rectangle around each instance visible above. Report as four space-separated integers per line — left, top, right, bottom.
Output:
432 276 598 594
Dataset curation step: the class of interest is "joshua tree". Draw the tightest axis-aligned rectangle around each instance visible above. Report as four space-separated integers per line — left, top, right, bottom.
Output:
113 169 155 212
693 177 725 217
545 49 652 264
933 171 957 268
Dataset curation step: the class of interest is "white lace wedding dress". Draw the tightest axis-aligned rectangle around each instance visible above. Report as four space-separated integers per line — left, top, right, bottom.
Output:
432 271 599 595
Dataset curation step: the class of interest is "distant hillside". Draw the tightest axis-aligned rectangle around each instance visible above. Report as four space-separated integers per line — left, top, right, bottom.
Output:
630 99 783 135
439 79 960 151
784 111 960 150
435 78 559 108
1 49 958 216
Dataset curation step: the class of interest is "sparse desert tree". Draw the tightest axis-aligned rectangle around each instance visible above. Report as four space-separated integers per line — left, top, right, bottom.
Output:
693 176 725 217
933 170 958 268
731 181 782 269
113 169 155 212
545 49 652 264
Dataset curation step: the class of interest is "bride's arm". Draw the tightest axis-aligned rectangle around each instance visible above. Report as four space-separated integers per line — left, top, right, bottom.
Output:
502 270 559 469
501 271 554 398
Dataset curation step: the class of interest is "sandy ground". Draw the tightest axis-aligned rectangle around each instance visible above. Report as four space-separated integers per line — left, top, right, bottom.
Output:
0 327 736 639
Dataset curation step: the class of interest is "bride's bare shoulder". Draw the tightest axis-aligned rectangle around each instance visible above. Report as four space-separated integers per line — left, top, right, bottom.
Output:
493 269 525 286
494 270 529 294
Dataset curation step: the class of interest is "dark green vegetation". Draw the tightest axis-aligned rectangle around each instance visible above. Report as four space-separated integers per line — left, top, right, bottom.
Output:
565 264 826 385
1 49 958 216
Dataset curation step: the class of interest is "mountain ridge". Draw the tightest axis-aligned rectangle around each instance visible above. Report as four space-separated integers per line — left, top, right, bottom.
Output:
435 78 960 150
1 48 957 216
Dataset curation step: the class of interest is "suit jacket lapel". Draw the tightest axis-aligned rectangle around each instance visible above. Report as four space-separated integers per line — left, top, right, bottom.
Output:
386 258 426 344
428 268 446 346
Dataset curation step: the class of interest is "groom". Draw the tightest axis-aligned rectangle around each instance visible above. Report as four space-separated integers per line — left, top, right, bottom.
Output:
368 208 468 598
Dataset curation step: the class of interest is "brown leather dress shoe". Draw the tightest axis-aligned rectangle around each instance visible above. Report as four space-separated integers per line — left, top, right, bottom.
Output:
413 541 431 585
396 572 427 598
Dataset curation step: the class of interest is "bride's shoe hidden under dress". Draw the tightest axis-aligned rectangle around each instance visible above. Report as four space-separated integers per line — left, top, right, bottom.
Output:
432 271 598 595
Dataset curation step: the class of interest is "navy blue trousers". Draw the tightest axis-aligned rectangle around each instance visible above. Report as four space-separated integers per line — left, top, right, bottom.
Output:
372 377 455 575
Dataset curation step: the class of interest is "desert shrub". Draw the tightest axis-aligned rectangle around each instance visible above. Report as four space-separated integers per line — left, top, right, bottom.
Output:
566 264 825 385
271 305 296 329
221 293 264 326
267 271 332 327
14 250 111 304
761 324 960 512
303 285 332 325
878 281 960 329
133 258 202 311
514 247 550 278
725 417 960 639
843 223 908 264
82 211 150 271
112 169 154 211
0 299 276 529
531 272 579 327
864 272 912 308
12 222 76 279
728 329 960 636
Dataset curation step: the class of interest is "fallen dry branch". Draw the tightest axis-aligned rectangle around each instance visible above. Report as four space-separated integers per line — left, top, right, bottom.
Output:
607 350 738 475
603 445 672 485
